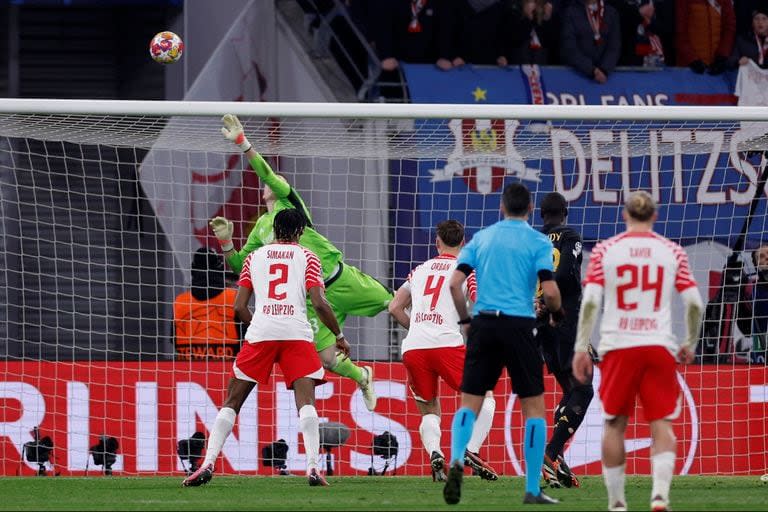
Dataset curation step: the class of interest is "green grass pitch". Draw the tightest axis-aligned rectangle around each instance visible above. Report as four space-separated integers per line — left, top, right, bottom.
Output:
0 475 765 511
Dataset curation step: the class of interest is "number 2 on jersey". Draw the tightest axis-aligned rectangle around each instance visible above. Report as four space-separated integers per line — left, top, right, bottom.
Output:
423 274 445 311
268 263 289 300
616 264 664 311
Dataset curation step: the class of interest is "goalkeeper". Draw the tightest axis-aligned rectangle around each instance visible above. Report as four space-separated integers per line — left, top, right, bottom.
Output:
210 114 392 411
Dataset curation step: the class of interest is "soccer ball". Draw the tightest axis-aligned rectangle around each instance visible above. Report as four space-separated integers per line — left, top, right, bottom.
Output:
149 31 184 64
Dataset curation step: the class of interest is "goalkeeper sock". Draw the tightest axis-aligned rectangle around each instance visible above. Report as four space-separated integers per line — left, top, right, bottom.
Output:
299 405 320 473
651 451 675 504
202 407 236 467
603 463 627 509
524 418 546 496
450 407 476 466
545 384 593 460
466 395 495 453
419 414 442 456
330 352 364 384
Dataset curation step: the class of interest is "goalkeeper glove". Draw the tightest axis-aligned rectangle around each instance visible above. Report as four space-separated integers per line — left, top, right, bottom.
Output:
210 216 234 252
221 114 252 152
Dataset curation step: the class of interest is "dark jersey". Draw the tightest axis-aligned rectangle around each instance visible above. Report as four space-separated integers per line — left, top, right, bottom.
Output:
540 223 583 319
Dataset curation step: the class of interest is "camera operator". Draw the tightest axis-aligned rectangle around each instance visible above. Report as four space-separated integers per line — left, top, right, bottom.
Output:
738 244 768 363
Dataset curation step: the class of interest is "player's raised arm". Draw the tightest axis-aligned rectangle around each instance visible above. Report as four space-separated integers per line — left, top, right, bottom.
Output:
222 114 314 224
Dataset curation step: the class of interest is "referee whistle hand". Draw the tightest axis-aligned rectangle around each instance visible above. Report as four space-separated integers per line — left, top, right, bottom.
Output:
336 338 351 360
572 351 593 384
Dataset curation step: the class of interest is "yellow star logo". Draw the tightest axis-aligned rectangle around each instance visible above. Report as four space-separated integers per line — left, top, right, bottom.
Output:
472 86 487 102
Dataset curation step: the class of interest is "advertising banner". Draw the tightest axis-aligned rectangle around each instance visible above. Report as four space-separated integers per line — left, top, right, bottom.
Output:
1 362 766 476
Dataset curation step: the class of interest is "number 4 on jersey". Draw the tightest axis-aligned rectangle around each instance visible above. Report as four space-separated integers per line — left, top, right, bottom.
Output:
423 274 445 311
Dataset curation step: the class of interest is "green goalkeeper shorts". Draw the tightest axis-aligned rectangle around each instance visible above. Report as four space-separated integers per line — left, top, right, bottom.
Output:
307 262 393 352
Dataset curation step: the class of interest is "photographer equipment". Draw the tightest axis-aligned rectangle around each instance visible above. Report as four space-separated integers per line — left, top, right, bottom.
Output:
367 431 399 476
22 427 54 476
319 421 350 476
177 432 206 476
700 152 768 363
88 435 119 475
261 439 289 475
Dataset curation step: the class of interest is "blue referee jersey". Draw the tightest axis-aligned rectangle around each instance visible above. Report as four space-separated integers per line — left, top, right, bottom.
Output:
458 219 553 318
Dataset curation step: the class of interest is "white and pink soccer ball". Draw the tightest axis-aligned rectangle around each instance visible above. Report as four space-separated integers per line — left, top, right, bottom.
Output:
149 31 184 64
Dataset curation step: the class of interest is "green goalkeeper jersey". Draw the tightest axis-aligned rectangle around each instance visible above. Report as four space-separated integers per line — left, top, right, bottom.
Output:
225 152 343 279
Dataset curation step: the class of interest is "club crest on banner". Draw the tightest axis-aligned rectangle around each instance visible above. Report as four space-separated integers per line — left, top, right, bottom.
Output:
429 119 541 194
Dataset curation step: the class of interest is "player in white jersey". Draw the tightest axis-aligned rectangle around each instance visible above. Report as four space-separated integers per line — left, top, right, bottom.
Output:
183 209 350 489
388 220 498 482
573 192 704 512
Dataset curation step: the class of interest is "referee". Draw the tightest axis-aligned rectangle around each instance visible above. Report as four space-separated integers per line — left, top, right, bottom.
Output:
443 183 563 506
535 192 594 489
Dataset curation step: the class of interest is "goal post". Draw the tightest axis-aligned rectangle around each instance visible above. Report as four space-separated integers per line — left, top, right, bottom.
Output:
0 99 767 478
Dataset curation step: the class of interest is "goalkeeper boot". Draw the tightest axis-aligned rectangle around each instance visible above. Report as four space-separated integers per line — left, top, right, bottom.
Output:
182 462 213 487
308 468 329 487
555 455 580 488
522 490 560 504
541 455 563 489
464 450 499 481
430 451 447 482
359 366 377 411
443 462 464 505
650 495 669 512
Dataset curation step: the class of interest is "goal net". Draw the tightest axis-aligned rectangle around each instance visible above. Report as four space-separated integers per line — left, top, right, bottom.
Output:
0 100 767 478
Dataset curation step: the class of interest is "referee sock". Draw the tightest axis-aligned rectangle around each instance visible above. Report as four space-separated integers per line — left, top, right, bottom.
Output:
450 407 476 466
202 407 236 468
299 405 320 473
466 396 495 454
524 418 546 496
651 451 675 505
330 352 364 384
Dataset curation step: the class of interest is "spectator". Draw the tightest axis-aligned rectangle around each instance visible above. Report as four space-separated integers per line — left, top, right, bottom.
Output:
560 0 622 83
729 7 768 69
675 0 736 74
369 0 452 71
736 0 766 36
439 0 507 69
502 0 557 65
174 248 242 361
613 0 667 66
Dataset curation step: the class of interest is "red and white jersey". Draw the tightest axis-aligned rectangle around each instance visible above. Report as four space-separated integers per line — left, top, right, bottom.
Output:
399 254 477 354
237 242 324 344
583 231 697 355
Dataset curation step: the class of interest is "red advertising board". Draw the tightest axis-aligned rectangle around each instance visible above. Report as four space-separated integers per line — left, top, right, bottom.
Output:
1 362 766 476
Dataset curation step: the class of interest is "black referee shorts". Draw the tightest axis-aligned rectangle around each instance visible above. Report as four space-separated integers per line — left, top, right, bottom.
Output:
460 314 544 399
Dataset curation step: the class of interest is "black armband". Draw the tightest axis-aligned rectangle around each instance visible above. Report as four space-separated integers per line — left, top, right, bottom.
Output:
456 263 474 276
538 269 554 282
457 317 472 325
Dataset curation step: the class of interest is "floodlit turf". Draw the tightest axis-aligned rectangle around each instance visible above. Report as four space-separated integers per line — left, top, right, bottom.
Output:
0 475 765 511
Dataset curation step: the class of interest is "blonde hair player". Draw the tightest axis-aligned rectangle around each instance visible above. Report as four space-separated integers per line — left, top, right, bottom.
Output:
573 191 704 512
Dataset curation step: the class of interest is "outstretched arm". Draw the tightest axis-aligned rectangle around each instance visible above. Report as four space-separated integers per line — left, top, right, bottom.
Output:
222 114 313 222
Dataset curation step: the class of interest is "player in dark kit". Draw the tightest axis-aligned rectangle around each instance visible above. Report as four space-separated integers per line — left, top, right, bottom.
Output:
534 192 595 489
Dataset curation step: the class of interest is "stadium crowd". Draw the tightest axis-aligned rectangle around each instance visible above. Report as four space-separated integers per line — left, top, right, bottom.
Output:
300 0 768 85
